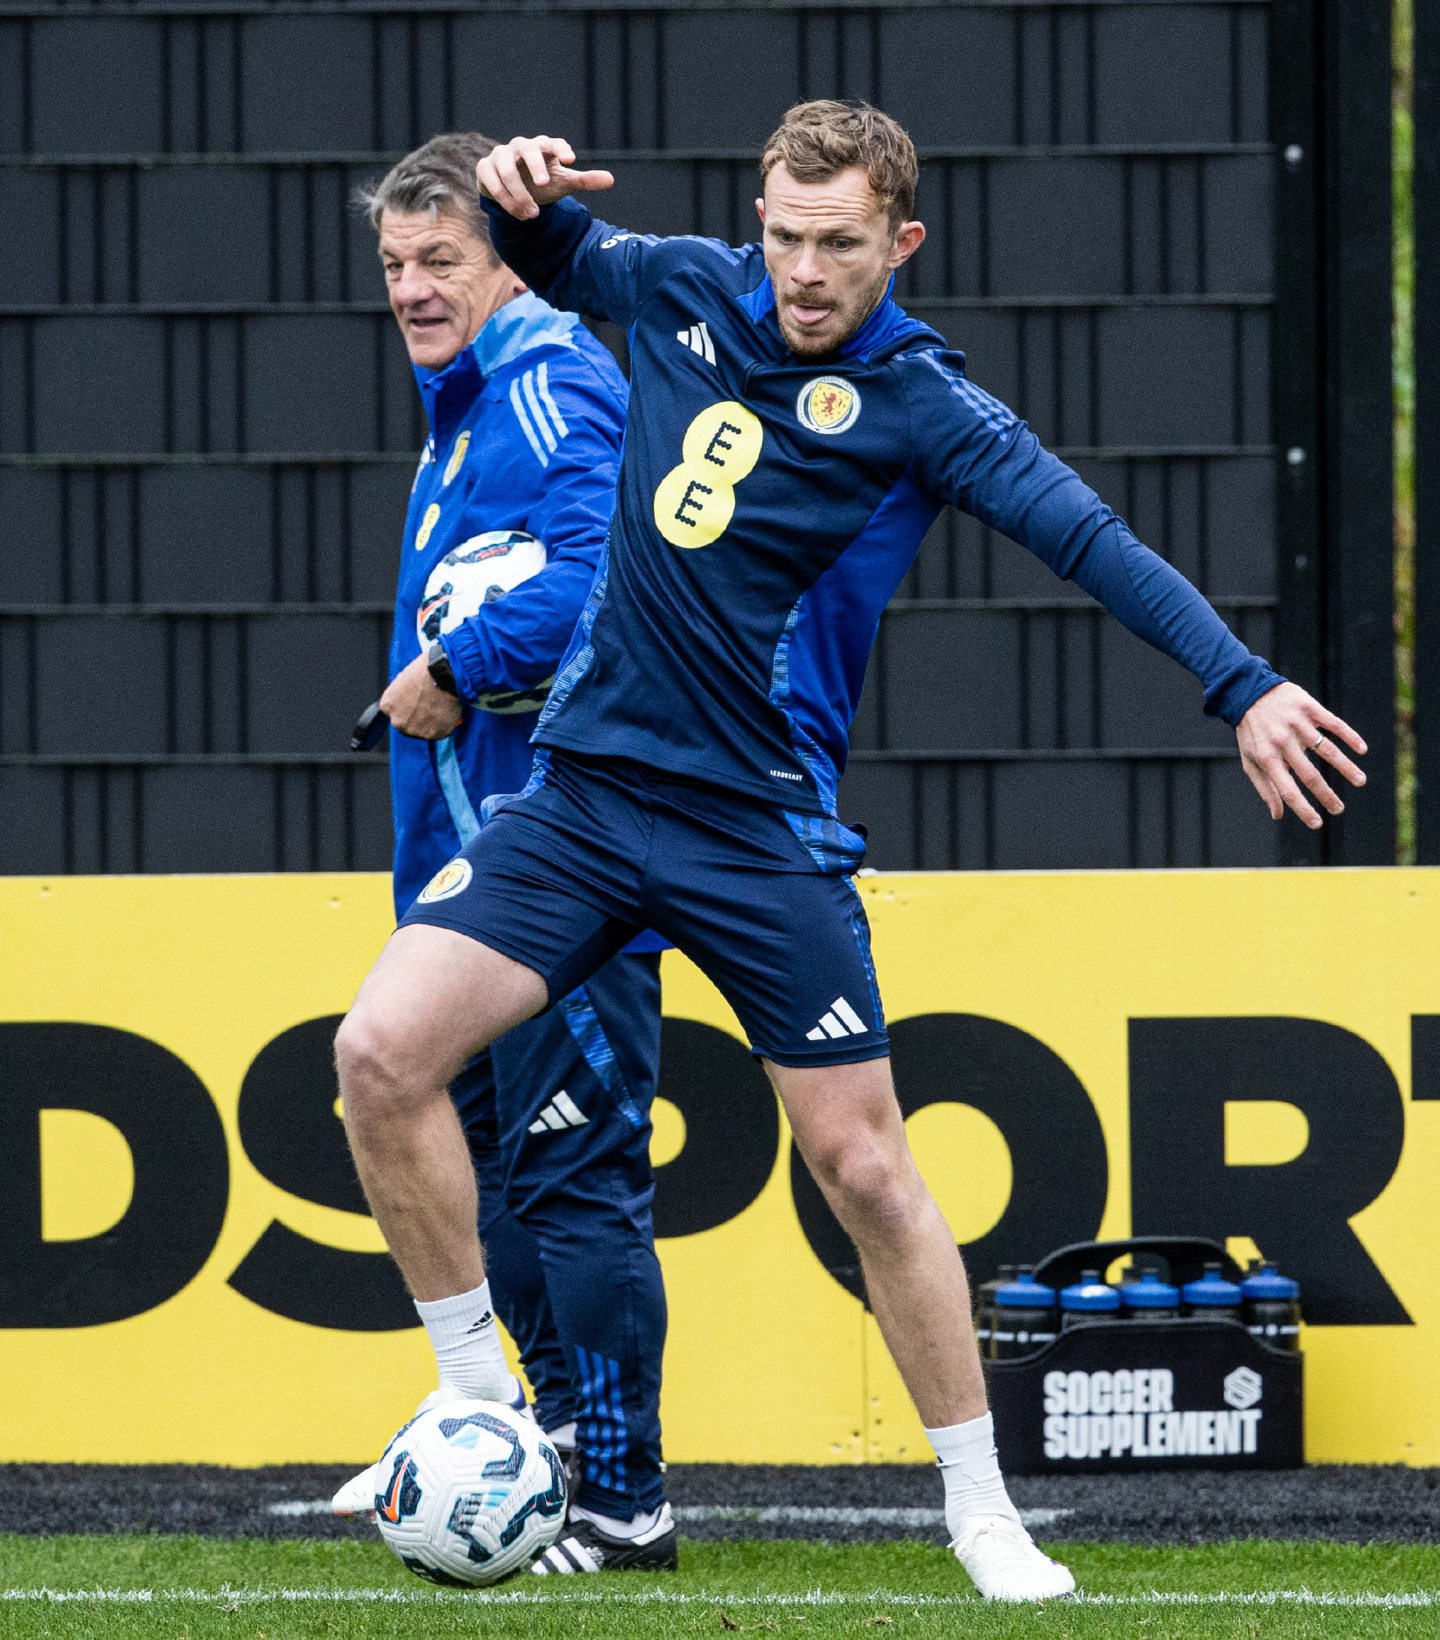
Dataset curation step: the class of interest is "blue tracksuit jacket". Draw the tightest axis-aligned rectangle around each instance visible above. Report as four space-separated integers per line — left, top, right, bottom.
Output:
482 197 1286 817
390 290 630 913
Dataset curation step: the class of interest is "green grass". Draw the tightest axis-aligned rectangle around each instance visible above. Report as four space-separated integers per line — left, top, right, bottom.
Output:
2 1537 1439 1639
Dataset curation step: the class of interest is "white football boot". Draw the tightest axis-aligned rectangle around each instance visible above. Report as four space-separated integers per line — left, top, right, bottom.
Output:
950 1513 1076 1601
331 1382 530 1518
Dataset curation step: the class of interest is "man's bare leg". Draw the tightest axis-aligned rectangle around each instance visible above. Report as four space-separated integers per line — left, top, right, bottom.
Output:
329 925 551 1515
767 1055 983 1425
769 1055 1074 1601
335 923 548 1298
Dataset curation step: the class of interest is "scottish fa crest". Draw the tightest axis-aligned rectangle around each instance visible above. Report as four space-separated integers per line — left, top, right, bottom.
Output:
797 377 860 435
417 858 473 904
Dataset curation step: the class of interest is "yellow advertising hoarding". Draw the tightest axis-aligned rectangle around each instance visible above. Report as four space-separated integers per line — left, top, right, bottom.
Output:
1 869 1436 1465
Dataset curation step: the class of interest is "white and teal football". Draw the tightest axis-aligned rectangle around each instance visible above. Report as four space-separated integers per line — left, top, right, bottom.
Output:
416 529 552 714
372 1398 567 1587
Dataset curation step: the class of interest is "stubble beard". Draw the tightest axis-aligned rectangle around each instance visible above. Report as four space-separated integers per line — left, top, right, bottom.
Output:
777 266 892 359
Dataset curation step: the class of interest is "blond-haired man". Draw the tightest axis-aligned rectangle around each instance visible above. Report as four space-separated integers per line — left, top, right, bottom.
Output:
336 102 1364 1596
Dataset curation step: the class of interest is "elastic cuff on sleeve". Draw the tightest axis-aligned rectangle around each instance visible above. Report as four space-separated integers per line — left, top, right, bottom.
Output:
1206 665 1287 728
438 631 483 703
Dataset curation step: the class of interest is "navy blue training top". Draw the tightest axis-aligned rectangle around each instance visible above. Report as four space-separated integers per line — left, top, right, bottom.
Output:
485 195 1284 817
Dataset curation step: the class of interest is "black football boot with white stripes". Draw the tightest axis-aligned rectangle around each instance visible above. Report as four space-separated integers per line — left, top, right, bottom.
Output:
530 1503 679 1575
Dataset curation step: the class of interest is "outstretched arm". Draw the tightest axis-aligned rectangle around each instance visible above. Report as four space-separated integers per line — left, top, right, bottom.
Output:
906 351 1366 829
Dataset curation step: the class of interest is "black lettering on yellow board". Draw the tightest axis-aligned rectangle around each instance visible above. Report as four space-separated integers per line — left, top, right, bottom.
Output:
0 1025 228 1327
1409 1015 1440 1098
1129 1018 1411 1325
790 1014 1109 1305
652 1019 779 1237
230 1017 412 1331
0 1014 1417 1331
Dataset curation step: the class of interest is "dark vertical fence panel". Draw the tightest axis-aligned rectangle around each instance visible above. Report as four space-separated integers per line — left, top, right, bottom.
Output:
0 0 1392 872
1270 0 1324 868
1315 0 1395 863
1416 0 1440 860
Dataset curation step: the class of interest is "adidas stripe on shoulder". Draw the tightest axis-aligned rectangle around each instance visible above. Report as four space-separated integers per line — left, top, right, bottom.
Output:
915 350 1018 440
508 359 573 468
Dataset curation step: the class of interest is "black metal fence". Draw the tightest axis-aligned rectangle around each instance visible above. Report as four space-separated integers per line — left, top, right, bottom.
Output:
1416 0 1440 862
0 0 1395 874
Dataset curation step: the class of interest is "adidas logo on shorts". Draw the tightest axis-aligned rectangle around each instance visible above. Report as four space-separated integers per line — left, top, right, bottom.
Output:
805 996 870 1042
528 1090 590 1134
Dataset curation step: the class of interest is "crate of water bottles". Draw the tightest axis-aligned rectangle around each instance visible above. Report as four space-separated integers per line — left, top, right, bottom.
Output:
979 1237 1304 1473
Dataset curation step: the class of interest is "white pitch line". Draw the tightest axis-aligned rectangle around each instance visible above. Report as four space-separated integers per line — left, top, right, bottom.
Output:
2 1588 1438 1609
265 1501 1072 1529
673 1505 1073 1529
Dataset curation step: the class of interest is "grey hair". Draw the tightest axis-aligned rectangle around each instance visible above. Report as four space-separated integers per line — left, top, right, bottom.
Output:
356 131 499 242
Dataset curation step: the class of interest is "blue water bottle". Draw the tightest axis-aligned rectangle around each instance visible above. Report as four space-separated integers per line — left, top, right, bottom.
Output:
1181 1261 1243 1322
1240 1260 1302 1350
989 1270 1059 1359
974 1264 1016 1357
1119 1269 1181 1321
1059 1269 1121 1329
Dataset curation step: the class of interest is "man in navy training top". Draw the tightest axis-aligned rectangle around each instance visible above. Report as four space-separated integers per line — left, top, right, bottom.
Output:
330 133 675 1571
334 103 1366 1597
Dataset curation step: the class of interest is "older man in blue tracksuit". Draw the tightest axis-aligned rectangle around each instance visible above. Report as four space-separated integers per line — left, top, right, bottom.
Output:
332 133 670 1560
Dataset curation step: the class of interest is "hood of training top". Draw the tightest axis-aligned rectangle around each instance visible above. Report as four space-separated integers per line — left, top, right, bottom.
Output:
483 196 1282 818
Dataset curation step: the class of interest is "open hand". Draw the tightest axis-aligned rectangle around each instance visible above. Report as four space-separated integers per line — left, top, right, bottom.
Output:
477 136 615 221
1236 681 1367 829
380 651 462 740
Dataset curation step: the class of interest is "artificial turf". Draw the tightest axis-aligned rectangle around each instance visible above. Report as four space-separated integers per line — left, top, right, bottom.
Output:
2 1535 1438 1639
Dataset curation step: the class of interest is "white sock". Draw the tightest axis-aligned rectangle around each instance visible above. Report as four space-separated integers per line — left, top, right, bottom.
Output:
546 1421 578 1450
414 1282 517 1402
924 1412 1021 1539
571 1504 664 1541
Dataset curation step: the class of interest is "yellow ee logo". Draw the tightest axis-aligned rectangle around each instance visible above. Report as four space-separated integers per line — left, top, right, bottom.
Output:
415 503 441 552
652 401 763 549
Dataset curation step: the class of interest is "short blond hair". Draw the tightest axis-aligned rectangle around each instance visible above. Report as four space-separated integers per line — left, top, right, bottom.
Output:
760 100 918 229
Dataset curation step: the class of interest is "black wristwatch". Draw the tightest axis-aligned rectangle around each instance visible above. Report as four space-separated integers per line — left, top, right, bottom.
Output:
426 640 460 697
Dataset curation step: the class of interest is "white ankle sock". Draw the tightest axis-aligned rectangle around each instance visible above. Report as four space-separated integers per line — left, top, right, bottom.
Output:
924 1412 1021 1538
545 1421 578 1450
414 1281 517 1402
571 1504 664 1541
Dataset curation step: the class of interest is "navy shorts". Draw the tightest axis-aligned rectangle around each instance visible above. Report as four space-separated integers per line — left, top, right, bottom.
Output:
401 750 887 1068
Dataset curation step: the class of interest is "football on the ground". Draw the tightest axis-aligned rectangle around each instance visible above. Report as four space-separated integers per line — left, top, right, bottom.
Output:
371 1398 567 1586
416 529 552 714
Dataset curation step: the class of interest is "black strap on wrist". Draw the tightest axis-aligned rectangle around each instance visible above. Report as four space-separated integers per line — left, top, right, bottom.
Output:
427 640 460 697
